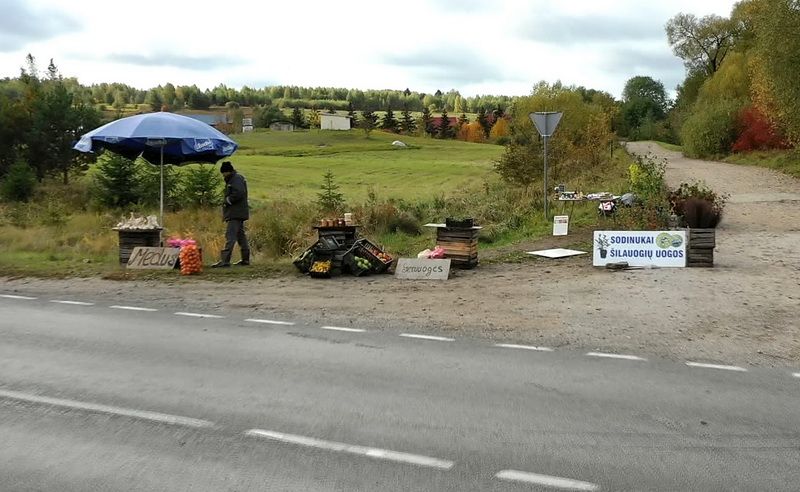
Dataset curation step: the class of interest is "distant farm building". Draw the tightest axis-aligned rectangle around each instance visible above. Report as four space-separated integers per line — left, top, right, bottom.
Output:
179 113 227 128
320 113 351 130
269 121 295 132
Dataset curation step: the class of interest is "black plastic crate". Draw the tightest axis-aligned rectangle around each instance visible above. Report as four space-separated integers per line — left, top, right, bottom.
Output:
343 250 372 276
313 235 341 252
445 217 474 228
352 238 393 273
308 257 333 278
292 247 315 273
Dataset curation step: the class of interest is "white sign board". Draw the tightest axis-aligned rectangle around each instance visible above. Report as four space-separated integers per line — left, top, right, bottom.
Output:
127 247 180 269
553 215 569 236
394 258 451 280
242 118 253 126
593 231 686 268
527 248 586 258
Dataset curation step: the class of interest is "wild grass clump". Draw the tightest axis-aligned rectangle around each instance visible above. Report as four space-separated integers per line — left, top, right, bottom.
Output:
247 201 317 257
614 153 672 230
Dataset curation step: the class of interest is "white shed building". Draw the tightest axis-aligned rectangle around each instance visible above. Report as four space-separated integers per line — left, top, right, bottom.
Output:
269 121 295 132
320 114 351 130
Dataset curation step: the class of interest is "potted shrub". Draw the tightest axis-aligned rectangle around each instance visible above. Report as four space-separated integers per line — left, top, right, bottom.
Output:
595 233 610 259
669 182 728 267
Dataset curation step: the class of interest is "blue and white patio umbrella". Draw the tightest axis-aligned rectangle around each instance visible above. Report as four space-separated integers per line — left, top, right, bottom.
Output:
74 111 238 226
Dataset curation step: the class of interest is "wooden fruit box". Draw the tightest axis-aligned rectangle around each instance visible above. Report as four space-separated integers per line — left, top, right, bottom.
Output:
424 223 481 269
687 228 715 267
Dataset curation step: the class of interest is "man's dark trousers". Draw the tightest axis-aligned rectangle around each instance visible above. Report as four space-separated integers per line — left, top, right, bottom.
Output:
220 219 249 264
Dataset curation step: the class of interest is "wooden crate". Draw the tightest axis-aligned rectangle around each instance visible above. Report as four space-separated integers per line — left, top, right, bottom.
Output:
687 228 715 267
117 229 162 264
436 227 479 269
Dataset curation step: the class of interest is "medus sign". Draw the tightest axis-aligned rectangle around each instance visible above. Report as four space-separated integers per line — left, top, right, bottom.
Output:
593 231 687 267
127 247 180 269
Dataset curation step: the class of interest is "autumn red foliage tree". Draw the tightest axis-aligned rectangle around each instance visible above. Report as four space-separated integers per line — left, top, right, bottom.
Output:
732 105 789 152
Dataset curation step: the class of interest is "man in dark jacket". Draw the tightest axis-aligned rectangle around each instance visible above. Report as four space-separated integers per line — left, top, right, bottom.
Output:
212 161 250 267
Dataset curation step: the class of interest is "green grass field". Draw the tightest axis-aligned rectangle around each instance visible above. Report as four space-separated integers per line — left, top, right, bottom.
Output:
653 141 683 152
651 140 800 178
0 128 637 278
231 129 503 203
723 149 800 178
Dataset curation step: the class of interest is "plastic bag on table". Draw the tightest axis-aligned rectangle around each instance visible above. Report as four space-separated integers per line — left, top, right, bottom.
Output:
430 246 446 259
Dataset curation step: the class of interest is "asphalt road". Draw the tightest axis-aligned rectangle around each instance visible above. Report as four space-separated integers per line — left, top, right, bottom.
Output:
1 294 799 491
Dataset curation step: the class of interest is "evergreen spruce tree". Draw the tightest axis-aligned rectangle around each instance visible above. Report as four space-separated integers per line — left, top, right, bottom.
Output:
347 102 358 128
400 105 417 135
421 107 434 136
180 164 222 208
492 105 504 122
316 169 346 214
380 107 398 132
0 160 36 202
457 113 469 129
360 109 379 137
476 107 491 137
92 154 142 208
437 109 452 139
291 107 306 128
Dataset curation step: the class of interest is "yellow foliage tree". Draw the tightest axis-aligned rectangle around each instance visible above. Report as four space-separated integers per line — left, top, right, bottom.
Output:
496 81 616 188
750 0 800 146
489 118 510 140
458 122 485 143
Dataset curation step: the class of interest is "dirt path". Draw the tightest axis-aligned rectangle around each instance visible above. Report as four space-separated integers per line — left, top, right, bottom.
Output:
3 143 799 367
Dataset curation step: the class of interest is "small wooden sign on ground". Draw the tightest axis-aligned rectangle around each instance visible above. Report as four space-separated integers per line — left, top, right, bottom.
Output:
394 258 451 280
126 247 180 269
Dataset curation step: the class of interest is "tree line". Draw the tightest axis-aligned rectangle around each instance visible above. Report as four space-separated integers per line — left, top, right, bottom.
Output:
616 0 799 157
0 55 101 190
2 75 516 115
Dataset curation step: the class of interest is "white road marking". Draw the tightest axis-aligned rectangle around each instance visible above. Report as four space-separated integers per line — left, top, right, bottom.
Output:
399 333 454 342
586 352 647 361
245 318 295 326
0 294 37 300
791 372 799 379
50 300 95 306
109 305 158 312
0 389 215 429
321 326 366 333
245 429 454 470
174 312 224 319
495 343 554 352
495 470 599 491
686 362 747 372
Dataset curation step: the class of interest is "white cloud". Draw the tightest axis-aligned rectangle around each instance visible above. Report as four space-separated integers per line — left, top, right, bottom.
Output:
0 0 739 98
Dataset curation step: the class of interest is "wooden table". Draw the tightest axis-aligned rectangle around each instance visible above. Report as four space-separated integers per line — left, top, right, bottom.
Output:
424 224 482 269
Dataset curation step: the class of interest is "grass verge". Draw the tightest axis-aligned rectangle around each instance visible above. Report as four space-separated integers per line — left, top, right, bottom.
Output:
653 141 683 152
723 149 800 178
1 135 636 279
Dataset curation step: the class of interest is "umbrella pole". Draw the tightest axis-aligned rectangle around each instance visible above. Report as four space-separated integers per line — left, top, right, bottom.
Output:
159 145 164 229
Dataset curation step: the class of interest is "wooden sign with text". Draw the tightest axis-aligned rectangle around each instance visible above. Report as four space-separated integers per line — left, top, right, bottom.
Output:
126 247 180 269
394 258 451 280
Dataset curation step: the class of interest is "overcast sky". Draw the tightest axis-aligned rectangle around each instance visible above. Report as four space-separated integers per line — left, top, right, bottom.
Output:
0 0 738 99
